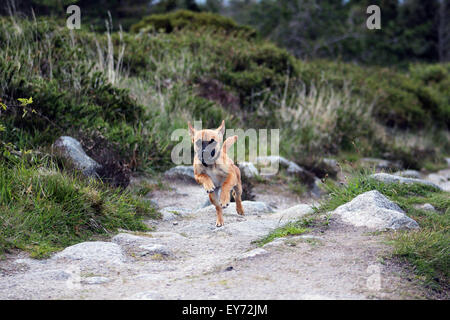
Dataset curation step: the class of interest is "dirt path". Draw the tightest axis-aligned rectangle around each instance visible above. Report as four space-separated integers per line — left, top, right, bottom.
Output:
0 177 431 300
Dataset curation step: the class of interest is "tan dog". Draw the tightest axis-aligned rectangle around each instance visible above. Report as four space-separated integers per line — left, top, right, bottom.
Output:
188 120 244 227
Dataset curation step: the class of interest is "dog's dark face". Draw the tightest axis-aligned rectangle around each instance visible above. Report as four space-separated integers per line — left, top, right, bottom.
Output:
188 121 225 166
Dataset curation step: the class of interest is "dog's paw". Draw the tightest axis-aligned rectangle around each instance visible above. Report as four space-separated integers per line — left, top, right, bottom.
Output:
204 185 216 193
215 220 224 227
219 199 230 209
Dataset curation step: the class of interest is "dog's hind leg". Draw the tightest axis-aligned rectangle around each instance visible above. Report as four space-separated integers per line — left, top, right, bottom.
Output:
209 190 224 227
233 183 244 216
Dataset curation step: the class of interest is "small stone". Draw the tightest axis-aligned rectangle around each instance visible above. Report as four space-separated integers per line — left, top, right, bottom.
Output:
173 221 178 226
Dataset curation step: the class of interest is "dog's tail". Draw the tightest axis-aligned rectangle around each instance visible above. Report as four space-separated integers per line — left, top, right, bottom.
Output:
221 135 238 154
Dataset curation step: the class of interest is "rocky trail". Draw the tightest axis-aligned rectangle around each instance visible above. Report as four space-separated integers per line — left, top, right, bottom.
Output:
0 159 449 300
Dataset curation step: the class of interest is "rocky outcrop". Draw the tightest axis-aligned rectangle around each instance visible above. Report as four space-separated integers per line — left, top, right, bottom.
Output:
332 190 419 230
370 173 442 190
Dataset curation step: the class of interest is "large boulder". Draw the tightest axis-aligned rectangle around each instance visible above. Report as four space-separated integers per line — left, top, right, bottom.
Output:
393 170 421 179
164 165 195 181
52 136 101 177
270 204 314 224
238 162 259 178
370 173 442 190
332 190 419 230
52 241 125 263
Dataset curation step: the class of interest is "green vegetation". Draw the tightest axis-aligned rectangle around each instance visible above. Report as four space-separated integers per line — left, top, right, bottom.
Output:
319 173 449 290
130 9 256 38
0 157 158 258
254 222 309 247
0 10 448 264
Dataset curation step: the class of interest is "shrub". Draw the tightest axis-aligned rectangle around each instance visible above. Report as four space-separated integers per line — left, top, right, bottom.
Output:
130 9 257 38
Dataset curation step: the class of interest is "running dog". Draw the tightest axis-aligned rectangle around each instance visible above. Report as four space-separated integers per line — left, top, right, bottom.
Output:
188 120 244 227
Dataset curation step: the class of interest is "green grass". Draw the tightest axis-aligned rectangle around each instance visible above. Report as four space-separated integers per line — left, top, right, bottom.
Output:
318 172 449 290
253 215 322 247
0 158 160 258
254 223 309 247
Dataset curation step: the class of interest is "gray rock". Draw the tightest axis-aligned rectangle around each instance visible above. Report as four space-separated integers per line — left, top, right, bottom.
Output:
446 158 450 166
237 248 268 260
138 244 172 257
426 173 446 185
270 204 314 224
112 233 154 247
52 136 101 177
254 155 305 176
311 178 325 198
418 203 436 211
52 241 125 263
323 158 339 172
370 173 442 190
164 165 195 181
196 201 274 216
81 277 111 285
441 181 450 192
332 190 419 230
361 158 402 170
238 162 259 178
394 170 421 179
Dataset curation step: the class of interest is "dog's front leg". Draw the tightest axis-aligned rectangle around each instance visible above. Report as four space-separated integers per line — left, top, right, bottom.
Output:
219 173 235 208
209 190 224 227
195 173 215 193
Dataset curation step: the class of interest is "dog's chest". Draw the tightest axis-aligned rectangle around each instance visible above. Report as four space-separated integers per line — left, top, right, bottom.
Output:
204 165 227 187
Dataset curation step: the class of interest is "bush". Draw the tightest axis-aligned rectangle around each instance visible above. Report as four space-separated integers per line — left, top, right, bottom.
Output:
130 9 256 38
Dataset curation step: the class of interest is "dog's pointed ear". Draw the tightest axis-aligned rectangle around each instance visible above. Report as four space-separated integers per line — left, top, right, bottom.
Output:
188 121 195 139
217 120 225 136
221 135 237 154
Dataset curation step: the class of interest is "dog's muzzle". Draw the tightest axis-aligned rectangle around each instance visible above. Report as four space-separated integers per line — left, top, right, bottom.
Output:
196 140 220 167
